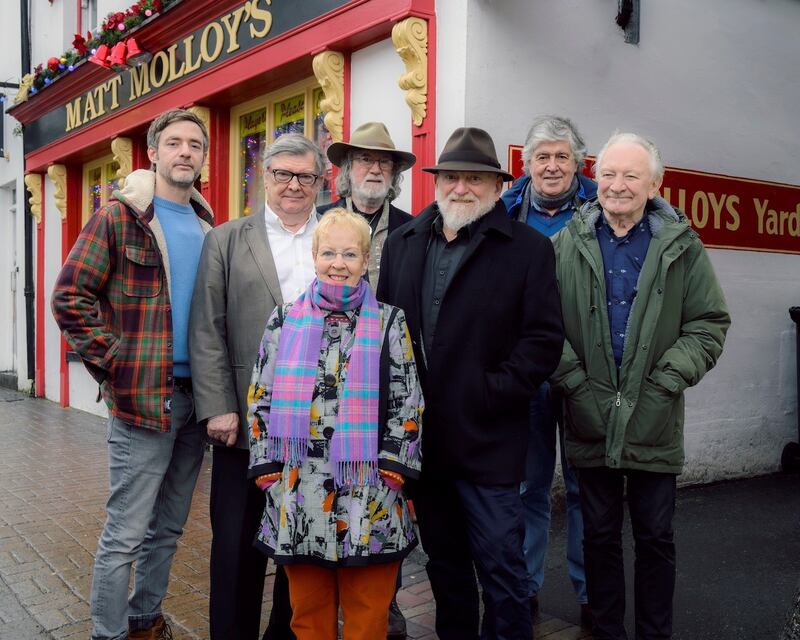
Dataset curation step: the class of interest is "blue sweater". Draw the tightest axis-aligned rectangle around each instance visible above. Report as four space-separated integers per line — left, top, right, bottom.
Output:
153 196 205 377
501 174 597 238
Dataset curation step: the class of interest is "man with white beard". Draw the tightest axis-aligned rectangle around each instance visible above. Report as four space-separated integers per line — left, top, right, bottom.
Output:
377 127 564 640
318 122 416 290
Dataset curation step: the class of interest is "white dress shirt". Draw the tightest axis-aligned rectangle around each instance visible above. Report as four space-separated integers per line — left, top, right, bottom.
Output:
264 204 318 303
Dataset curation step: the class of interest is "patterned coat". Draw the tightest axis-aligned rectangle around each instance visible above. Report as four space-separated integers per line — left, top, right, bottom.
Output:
247 302 423 567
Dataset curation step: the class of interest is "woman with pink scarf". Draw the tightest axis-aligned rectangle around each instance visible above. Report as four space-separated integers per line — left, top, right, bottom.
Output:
247 208 423 640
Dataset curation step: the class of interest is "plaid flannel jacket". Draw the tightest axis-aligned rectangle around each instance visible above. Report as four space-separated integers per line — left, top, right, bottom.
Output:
52 170 214 431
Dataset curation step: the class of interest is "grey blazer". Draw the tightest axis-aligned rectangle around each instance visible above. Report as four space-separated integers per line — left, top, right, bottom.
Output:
189 212 283 450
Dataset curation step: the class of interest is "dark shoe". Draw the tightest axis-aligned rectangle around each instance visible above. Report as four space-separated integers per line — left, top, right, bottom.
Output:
580 603 594 631
129 615 174 640
388 597 407 639
529 594 541 624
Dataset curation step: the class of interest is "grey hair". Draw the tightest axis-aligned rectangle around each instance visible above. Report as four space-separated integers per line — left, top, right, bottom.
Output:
334 154 404 201
521 115 587 175
594 132 664 182
262 134 326 176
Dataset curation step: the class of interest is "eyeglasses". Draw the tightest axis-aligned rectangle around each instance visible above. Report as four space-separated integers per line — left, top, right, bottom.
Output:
352 154 394 170
317 250 364 263
270 169 320 186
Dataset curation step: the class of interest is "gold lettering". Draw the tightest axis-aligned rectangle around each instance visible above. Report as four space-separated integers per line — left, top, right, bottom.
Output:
754 198 768 234
691 190 708 228
780 208 791 235
221 7 247 53
106 76 122 109
150 51 170 88
662 187 686 215
708 192 726 230
249 0 273 39
93 85 107 117
183 35 202 74
766 208 778 235
200 22 224 62
66 97 83 132
83 90 99 122
789 205 800 237
725 195 740 231
167 43 186 82
129 64 151 100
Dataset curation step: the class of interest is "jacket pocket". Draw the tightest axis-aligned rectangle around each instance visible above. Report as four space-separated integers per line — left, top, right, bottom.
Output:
124 246 162 298
563 381 607 443
626 379 678 447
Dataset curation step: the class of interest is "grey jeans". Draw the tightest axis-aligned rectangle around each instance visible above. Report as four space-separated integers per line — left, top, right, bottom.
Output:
90 387 205 639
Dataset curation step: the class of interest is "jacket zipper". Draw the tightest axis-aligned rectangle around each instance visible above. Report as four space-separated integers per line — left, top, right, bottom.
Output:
615 391 621 407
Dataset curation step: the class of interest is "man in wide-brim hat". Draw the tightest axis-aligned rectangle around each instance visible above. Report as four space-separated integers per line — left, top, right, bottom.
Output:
318 121 416 290
377 127 565 640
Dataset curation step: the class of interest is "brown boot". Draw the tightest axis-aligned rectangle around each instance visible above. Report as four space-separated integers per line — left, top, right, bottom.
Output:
129 615 174 640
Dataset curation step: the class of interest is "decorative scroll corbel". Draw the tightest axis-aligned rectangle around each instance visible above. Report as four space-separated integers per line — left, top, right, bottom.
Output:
111 137 133 181
14 74 34 104
188 106 211 182
312 51 344 143
24 173 43 224
47 164 68 220
392 17 428 127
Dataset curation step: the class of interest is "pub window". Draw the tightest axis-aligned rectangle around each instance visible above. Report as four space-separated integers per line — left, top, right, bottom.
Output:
229 78 334 219
82 154 120 225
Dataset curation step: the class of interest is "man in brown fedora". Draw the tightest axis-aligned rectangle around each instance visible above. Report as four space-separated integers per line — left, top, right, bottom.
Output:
377 127 564 640
318 121 416 290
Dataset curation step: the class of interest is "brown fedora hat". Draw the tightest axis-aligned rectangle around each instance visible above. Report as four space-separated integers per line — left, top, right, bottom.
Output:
327 122 417 171
423 127 514 181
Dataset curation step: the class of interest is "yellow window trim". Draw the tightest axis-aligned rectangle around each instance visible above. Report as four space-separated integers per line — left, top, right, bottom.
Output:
228 77 325 220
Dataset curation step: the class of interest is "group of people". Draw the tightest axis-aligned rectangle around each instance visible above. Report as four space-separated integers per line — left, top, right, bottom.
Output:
52 107 730 640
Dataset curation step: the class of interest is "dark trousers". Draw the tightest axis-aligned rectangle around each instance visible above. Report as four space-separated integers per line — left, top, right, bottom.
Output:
209 446 294 640
414 475 531 640
577 467 677 640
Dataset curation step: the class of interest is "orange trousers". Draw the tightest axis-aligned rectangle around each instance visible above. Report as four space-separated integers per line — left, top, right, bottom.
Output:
284 560 401 640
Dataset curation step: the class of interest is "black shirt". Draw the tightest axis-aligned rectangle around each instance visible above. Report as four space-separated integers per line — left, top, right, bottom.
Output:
421 213 476 360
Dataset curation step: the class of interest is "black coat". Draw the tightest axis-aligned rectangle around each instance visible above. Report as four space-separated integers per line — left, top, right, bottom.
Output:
316 198 412 232
376 200 564 484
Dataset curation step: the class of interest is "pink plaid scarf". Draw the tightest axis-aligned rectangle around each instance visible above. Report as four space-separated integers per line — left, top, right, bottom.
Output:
267 278 381 487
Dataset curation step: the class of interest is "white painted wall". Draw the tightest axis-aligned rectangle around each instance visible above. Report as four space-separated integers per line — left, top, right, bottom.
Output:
43 181 62 404
69 362 107 418
1 0 30 391
453 0 800 481
349 38 414 214
434 0 469 150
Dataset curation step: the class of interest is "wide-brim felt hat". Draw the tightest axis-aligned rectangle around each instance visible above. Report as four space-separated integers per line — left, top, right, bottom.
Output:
423 127 514 182
327 122 417 171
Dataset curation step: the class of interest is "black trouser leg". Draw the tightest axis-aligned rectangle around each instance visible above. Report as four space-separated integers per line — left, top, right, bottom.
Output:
210 446 269 640
578 467 627 640
627 470 676 640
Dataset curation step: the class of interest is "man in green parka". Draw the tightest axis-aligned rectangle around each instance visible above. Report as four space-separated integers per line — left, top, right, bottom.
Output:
551 132 730 640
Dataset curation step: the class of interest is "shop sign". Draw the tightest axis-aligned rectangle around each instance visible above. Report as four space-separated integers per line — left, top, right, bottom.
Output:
507 145 800 255
24 0 349 152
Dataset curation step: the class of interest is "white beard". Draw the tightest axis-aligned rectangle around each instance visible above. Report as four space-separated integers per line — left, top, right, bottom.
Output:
436 191 495 233
352 178 390 211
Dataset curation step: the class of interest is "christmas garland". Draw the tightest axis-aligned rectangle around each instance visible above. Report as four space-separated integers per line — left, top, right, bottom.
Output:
28 0 177 95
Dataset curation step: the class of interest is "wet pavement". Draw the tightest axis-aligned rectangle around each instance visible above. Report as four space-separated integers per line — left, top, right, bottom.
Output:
0 388 593 639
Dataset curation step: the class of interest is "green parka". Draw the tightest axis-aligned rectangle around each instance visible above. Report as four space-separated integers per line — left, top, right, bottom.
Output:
551 198 730 474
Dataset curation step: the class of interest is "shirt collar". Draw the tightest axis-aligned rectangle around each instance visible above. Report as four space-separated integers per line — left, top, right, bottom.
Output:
597 209 650 240
264 202 317 234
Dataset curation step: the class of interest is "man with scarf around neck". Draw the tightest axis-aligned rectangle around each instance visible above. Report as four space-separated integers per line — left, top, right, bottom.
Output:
551 133 729 640
318 122 416 293
246 208 423 640
190 134 328 640
501 115 597 629
377 127 564 640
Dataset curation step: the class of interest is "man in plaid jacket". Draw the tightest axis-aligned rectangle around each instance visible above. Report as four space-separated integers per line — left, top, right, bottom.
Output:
52 109 213 640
